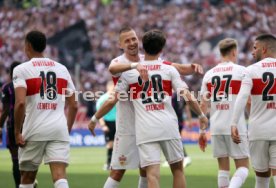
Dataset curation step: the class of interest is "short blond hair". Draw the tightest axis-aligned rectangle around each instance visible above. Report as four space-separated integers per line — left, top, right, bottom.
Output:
218 38 238 56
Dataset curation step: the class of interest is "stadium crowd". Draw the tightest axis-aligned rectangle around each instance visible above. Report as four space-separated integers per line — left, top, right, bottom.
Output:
0 0 276 110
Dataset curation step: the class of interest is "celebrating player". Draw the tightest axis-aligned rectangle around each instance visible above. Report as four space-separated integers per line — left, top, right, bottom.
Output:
13 30 78 188
200 38 250 188
231 34 276 188
88 26 203 188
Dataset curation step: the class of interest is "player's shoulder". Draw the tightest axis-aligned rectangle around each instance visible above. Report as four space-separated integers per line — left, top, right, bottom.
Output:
110 54 126 64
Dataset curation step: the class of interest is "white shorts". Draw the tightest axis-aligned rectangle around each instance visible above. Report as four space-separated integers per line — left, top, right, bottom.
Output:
111 134 140 170
138 139 184 168
211 135 249 159
19 141 70 171
249 140 276 172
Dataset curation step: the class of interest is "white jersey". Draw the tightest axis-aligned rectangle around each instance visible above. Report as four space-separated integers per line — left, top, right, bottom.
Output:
200 62 247 135
115 59 187 145
110 54 140 135
242 58 276 140
13 58 75 141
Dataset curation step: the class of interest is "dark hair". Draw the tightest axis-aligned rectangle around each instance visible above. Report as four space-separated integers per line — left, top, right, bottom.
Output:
25 30 46 53
119 26 134 34
218 38 238 56
255 34 276 52
10 61 21 78
142 29 166 55
256 34 276 42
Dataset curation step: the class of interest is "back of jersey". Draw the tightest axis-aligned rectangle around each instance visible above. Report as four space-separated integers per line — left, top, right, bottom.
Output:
13 58 75 141
116 59 187 145
245 58 276 140
201 62 247 135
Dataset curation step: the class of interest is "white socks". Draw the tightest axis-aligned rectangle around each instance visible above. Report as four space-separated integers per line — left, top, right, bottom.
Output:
138 176 148 188
103 177 119 188
255 176 270 188
54 179 69 188
218 170 230 188
229 167 249 188
274 176 276 187
19 184 33 188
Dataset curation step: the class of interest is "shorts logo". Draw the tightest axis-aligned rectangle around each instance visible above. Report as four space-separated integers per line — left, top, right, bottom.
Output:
119 155 127 166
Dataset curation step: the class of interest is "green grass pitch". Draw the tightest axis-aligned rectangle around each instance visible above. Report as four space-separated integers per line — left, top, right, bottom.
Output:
0 145 274 187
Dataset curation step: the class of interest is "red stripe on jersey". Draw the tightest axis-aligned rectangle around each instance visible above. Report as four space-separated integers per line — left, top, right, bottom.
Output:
251 78 276 95
112 77 120 85
129 80 172 99
26 78 68 96
162 61 173 65
207 80 241 94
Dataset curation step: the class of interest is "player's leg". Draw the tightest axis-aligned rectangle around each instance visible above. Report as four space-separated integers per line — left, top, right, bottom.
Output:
45 141 70 188
138 142 161 188
269 141 276 187
8 145 20 188
145 164 160 188
169 160 186 188
161 139 185 188
19 141 46 188
249 140 270 188
212 135 230 188
105 121 116 170
138 167 147 188
228 135 249 188
104 169 126 188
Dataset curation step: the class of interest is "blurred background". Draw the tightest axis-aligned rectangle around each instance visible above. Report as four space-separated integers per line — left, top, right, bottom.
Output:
0 0 276 146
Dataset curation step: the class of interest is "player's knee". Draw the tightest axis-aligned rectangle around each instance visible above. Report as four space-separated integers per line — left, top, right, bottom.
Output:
110 169 125 182
21 171 36 184
170 161 184 174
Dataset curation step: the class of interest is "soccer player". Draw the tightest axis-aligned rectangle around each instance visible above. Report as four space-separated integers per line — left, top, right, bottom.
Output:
90 29 208 188
96 81 116 170
13 30 78 188
88 26 203 188
200 38 250 188
231 34 276 188
0 61 21 188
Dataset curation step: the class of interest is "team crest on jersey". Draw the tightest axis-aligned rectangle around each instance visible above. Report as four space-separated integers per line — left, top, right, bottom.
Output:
13 76 18 81
119 155 127 166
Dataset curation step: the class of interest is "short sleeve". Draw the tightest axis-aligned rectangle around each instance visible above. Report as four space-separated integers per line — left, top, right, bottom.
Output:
13 66 27 88
241 68 253 86
170 66 188 91
65 69 76 95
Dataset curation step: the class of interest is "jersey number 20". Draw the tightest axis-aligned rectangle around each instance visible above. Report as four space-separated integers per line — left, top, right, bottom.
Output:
138 74 164 104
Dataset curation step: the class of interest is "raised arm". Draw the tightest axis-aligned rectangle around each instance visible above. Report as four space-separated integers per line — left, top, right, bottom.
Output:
171 63 204 75
109 61 148 81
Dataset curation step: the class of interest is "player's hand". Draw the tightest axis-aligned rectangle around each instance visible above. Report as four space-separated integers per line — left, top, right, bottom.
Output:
88 121 97 136
231 126 241 144
198 132 207 152
199 116 208 131
102 125 109 133
136 64 149 81
191 63 204 75
15 133 26 147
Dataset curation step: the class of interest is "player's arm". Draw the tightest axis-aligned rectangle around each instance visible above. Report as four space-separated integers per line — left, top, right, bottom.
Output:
88 91 119 136
65 93 78 133
184 104 192 129
231 83 252 144
109 61 148 81
231 71 252 144
14 87 26 147
13 66 27 147
169 62 204 75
